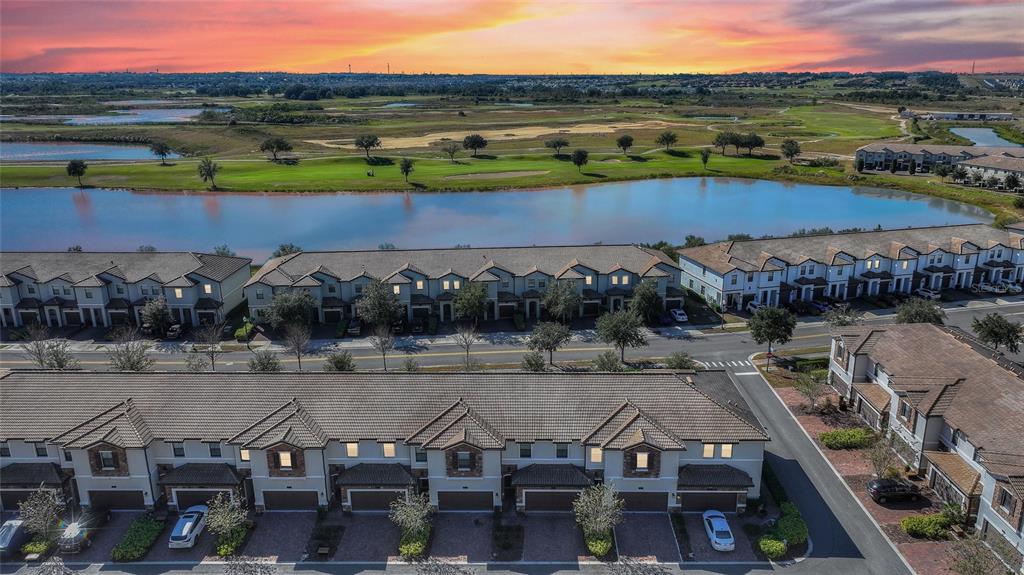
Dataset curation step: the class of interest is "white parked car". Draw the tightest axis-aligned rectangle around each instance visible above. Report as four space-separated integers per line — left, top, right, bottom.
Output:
978 282 1006 294
702 510 736 552
997 281 1022 294
168 505 207 549
670 309 689 323
914 288 940 300
746 301 766 314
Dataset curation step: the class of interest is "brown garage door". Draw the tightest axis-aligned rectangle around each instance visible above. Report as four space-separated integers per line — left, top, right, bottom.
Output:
621 492 668 511
679 492 738 512
350 490 405 511
1 489 35 510
87 490 145 510
524 490 580 512
174 489 230 509
324 310 342 323
437 491 493 511
262 490 319 510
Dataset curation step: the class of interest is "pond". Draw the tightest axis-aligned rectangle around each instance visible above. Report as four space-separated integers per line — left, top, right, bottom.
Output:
0 108 210 125
950 127 1021 147
0 178 992 260
0 142 180 162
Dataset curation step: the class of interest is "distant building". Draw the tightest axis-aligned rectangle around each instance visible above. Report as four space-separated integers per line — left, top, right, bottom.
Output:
960 156 1024 189
918 110 1014 121
854 143 1024 173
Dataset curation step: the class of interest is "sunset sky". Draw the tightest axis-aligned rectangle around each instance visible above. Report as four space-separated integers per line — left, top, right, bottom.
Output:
2 0 1022 74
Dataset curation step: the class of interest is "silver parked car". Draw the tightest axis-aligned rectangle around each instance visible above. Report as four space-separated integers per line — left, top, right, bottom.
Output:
169 505 208 549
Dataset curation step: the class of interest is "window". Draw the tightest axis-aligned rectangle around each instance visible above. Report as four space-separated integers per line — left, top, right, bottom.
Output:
382 443 396 458
416 280 424 290
64 287 71 295
589 447 603 464
730 275 737 285
239 449 250 462
99 451 116 470
501 279 510 289
556 443 569 458
415 447 428 463
116 285 124 295
204 284 212 295
354 284 363 295
611 276 619 285
746 273 754 283
585 276 593 286
527 279 536 288
345 442 359 457
453 280 461 290
901 261 909 270
721 444 734 458
64 450 73 462
0 442 10 457
171 442 185 457
278 451 293 469
84 289 92 298
767 272 774 281
443 280 450 290
538 280 546 288
634 450 651 468
53 287 61 296
392 285 401 295
518 442 532 458
34 443 48 457
328 284 335 293
621 276 629 285
456 451 472 471
998 488 1014 511
207 443 222 457
702 444 715 458
27 285 35 294
174 288 183 299
899 401 912 420
256 289 264 300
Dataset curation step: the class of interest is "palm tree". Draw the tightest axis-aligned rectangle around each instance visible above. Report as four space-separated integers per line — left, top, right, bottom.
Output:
197 157 222 190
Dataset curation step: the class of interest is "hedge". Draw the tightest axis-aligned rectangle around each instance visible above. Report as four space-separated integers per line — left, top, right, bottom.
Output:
900 514 952 540
584 531 614 558
399 527 429 561
758 536 787 560
793 357 829 372
111 514 165 561
216 525 247 557
21 537 53 555
819 427 875 449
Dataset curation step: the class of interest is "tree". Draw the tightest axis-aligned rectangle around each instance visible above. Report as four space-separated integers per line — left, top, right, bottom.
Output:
573 484 624 538
655 131 678 151
596 310 647 362
184 351 209 372
402 356 420 372
571 149 589 172
1004 172 1021 192
749 307 796 370
198 157 222 190
108 327 154 371
452 323 479 370
593 350 625 372
390 492 432 535
66 245 83 252
355 279 403 329
616 134 634 155
741 132 764 155
856 157 865 172
528 321 572 365
267 290 316 329
462 134 488 156
189 323 226 371
282 324 311 371
864 436 898 479
259 137 293 161
323 350 357 371
369 325 396 371
895 297 946 325
440 142 460 163
453 281 488 324
206 491 247 539
793 371 827 410
700 148 711 169
137 244 157 252
149 141 172 165
213 244 236 257
248 349 282 372
630 281 663 325
780 139 801 163
712 132 731 155
18 487 65 542
66 160 87 187
544 137 570 156
224 555 276 575
543 280 583 324
683 235 706 248
933 164 951 182
972 312 1022 353
35 555 74 575
399 158 415 183
952 165 968 183
823 303 863 328
521 351 546 372
141 297 173 336
947 535 1005 575
24 325 80 370
354 134 382 158
272 243 302 258
665 351 699 370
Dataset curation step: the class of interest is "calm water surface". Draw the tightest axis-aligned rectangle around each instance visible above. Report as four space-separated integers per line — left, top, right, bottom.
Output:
0 142 180 162
950 127 1022 147
0 109 209 125
0 178 992 260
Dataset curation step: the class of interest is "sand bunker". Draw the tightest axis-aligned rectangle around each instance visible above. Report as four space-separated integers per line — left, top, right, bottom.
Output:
306 120 690 150
443 170 550 181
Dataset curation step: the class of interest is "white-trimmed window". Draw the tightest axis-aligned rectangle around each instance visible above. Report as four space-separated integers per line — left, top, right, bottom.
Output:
207 442 222 457
585 276 593 285
636 452 649 470
171 442 185 457
0 442 10 457
556 443 569 458
204 284 212 294
382 443 396 458
622 276 630 285
416 280 424 290
702 444 715 458
998 487 1014 512
453 280 461 290
611 276 619 285
34 443 48 457
443 280 450 290
589 447 603 463
456 451 472 471
239 449 251 462
256 289 264 300
278 451 293 469
174 288 183 299
415 447 427 463
721 444 734 458
99 451 116 469
392 285 401 295
345 442 359 457
518 442 532 458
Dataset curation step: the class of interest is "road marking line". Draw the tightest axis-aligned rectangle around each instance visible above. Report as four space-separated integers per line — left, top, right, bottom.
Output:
733 371 760 376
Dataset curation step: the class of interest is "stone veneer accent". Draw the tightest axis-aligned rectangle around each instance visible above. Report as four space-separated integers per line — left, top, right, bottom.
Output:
266 444 306 478
992 481 1024 530
445 444 483 478
622 445 661 478
87 442 129 477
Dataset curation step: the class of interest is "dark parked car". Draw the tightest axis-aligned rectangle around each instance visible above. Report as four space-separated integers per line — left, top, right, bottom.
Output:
410 318 426 334
57 509 111 553
346 318 363 336
392 318 406 335
867 479 921 504
0 520 30 558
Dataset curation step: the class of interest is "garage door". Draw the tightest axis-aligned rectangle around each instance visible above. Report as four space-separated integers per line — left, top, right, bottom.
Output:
262 490 319 510
679 492 738 512
87 490 145 510
350 490 405 511
437 491 493 511
174 489 230 509
324 310 342 323
1 489 35 510
524 490 580 512
621 492 668 511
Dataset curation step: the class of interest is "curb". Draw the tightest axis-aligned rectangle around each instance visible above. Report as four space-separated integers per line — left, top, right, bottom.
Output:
745 353 918 575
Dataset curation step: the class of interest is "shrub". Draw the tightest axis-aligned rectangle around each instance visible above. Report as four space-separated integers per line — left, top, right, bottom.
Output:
819 427 875 449
111 514 165 561
521 350 546 372
593 350 625 372
793 357 829 372
21 537 53 555
900 513 952 540
665 351 699 370
216 525 247 557
234 321 254 342
398 527 429 561
427 314 439 335
1015 195 1024 210
513 312 527 331
759 536 787 560
776 502 808 545
335 318 350 338
584 531 614 557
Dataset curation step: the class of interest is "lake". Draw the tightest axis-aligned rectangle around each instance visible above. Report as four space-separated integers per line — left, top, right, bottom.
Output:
0 142 180 162
0 178 992 260
950 127 1021 147
0 108 209 125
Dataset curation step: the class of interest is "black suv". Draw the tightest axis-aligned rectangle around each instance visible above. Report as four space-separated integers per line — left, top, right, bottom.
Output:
867 479 921 504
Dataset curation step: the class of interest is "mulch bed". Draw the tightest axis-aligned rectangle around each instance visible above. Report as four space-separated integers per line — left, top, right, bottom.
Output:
670 512 694 561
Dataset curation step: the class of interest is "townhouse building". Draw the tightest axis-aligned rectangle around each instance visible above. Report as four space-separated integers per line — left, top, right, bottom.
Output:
245 245 684 324
0 370 767 516
0 252 251 329
854 143 1023 173
679 224 1024 312
828 324 1024 572
960 156 1024 188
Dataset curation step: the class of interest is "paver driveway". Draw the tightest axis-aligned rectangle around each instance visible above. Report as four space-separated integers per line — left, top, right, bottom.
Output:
332 514 400 562
245 512 316 562
143 513 217 562
614 513 680 563
430 513 493 562
683 513 757 562
63 511 140 564
516 513 587 562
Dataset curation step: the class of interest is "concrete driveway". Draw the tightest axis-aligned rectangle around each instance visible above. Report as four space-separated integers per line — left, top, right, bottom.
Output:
332 514 400 563
684 513 757 562
62 511 141 564
614 513 681 563
430 513 493 562
515 513 587 562
245 512 316 562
